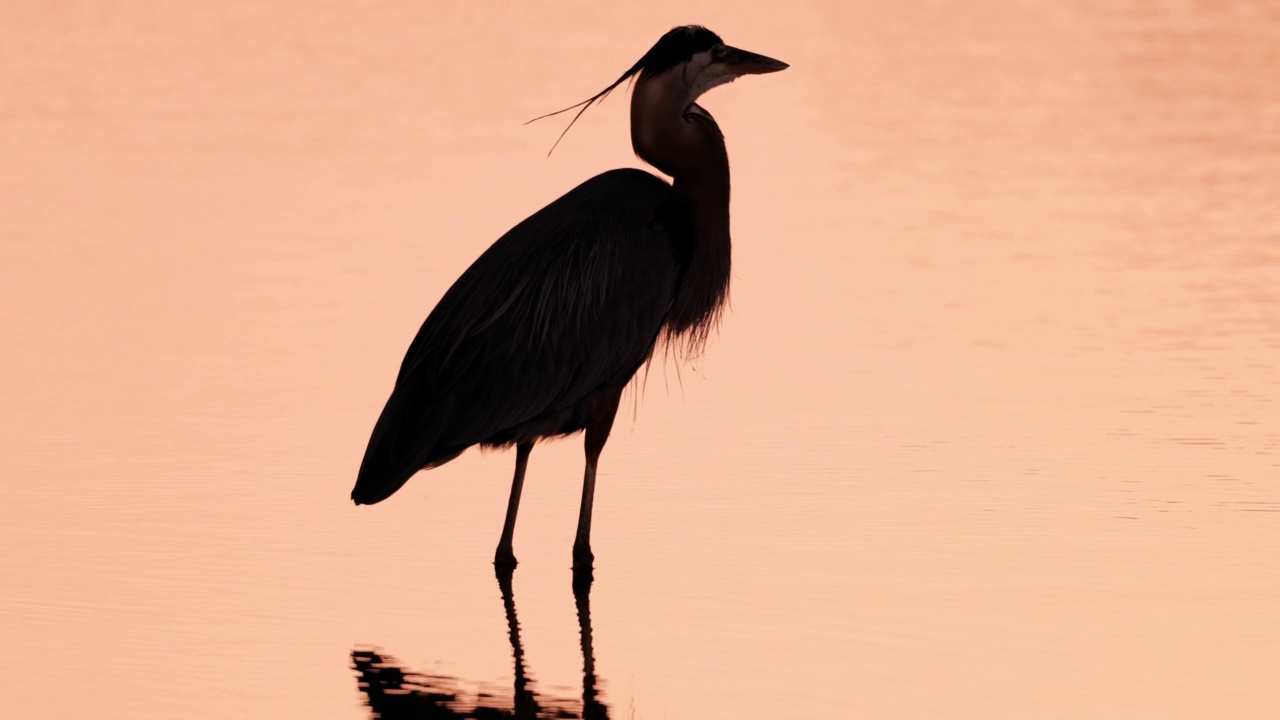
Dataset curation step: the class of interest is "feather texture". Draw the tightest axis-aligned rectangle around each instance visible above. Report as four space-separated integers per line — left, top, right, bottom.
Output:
352 169 692 504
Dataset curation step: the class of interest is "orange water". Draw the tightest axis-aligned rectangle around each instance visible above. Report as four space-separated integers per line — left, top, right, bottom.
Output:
2 2 1277 718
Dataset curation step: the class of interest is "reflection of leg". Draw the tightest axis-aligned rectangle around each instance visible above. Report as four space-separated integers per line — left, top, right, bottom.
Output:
495 442 534 567
573 388 623 571
495 564 540 719
573 571 609 720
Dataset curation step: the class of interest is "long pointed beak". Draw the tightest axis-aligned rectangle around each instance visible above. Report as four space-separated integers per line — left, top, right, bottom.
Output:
721 46 789 75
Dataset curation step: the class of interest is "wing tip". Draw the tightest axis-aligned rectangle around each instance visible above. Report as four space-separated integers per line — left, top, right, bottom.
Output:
350 470 404 506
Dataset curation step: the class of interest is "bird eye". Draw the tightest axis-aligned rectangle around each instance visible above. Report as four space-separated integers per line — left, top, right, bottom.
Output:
711 45 727 62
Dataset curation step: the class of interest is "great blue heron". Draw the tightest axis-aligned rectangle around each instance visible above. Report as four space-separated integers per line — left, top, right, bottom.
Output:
351 26 787 571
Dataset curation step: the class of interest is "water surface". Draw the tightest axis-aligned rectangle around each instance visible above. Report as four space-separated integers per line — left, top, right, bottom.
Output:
2 2 1277 717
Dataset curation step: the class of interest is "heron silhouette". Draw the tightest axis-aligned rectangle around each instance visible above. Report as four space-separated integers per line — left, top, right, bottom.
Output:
351 26 787 571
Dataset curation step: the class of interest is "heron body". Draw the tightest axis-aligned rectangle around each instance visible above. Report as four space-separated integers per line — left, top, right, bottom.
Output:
352 26 786 570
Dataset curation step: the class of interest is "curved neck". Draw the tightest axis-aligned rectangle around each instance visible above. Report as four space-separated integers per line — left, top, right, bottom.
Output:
630 71 729 190
631 70 733 342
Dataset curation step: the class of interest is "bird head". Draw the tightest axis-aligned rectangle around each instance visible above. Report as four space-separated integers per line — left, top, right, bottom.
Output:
629 26 788 121
533 25 787 153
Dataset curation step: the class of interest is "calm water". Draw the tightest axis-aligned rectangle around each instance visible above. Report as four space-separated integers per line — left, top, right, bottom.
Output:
2 2 1277 718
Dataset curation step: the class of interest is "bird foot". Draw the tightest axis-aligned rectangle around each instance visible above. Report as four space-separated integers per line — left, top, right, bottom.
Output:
494 546 518 568
571 544 594 572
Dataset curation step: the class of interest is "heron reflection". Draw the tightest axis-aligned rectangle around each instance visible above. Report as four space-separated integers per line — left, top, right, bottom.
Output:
352 568 608 719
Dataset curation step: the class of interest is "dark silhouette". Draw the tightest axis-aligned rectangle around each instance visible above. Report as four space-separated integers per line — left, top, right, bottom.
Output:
351 26 787 570
352 568 609 719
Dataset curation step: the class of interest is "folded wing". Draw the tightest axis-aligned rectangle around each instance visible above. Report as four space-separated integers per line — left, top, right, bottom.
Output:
352 169 680 504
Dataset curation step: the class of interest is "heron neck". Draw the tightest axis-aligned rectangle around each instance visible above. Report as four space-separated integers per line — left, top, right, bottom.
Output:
666 131 732 341
631 75 733 340
672 150 731 254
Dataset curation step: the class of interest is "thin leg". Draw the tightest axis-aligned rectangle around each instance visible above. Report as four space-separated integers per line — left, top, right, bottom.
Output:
495 442 534 567
572 460 599 571
572 388 623 571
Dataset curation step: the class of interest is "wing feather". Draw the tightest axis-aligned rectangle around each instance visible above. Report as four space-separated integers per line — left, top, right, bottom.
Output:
352 168 680 504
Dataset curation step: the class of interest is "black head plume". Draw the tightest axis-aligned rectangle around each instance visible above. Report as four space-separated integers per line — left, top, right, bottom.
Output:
527 25 724 155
